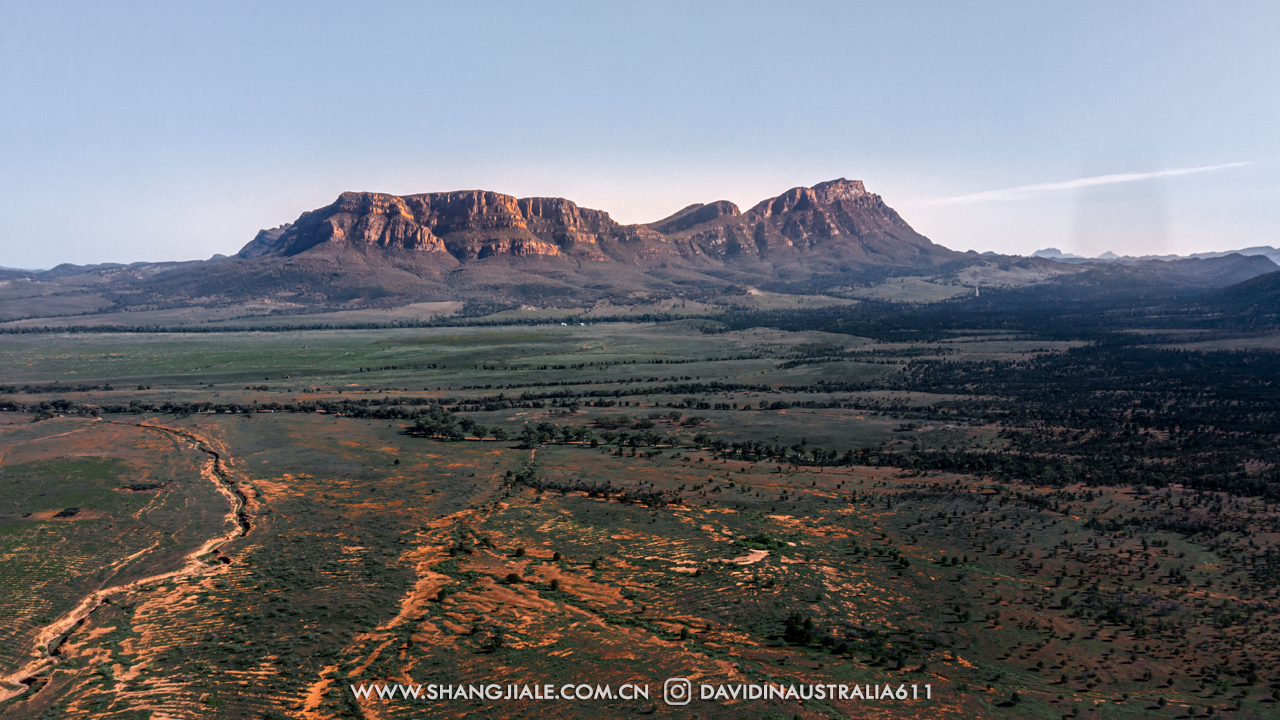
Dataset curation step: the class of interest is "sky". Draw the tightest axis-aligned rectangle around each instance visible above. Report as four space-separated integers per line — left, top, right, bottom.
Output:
1 1 1277 268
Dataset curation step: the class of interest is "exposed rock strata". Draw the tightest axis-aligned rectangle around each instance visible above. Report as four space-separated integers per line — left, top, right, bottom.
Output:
240 178 951 273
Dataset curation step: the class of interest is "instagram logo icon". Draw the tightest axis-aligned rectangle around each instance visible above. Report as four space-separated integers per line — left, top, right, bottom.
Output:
663 678 692 705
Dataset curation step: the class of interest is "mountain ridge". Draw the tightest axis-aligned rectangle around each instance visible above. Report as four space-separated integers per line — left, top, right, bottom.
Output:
1033 245 1280 266
1 178 1276 326
236 178 954 274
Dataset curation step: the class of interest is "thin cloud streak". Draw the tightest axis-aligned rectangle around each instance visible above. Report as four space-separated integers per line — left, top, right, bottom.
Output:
930 162 1251 205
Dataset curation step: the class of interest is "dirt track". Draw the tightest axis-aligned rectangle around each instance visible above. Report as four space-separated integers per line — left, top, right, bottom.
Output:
0 420 253 703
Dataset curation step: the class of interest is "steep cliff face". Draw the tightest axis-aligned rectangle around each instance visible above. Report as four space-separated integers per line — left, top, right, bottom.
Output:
261 190 636 262
271 192 448 257
246 179 956 276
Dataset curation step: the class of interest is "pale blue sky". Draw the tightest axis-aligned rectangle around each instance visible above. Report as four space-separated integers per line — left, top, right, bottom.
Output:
1 1 1277 267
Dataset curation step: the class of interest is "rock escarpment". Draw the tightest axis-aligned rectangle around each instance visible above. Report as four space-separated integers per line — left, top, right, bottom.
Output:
240 178 952 275
251 190 621 262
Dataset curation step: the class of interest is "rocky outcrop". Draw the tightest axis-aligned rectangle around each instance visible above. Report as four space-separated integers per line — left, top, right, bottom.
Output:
265 190 628 262
275 193 447 256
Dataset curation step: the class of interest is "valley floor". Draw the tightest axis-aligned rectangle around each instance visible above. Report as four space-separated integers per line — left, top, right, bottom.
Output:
1 322 1278 719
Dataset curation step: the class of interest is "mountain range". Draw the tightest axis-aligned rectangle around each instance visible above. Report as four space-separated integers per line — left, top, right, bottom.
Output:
1033 246 1280 265
2 179 970 312
0 179 1276 325
240 179 938 262
226 177 957 283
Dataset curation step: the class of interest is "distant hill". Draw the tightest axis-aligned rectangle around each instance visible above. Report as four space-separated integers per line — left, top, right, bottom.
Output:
1034 245 1280 266
1021 255 1279 303
1199 269 1280 325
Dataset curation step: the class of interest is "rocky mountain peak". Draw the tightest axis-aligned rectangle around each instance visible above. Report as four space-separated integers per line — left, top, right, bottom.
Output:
749 178 872 218
811 178 868 204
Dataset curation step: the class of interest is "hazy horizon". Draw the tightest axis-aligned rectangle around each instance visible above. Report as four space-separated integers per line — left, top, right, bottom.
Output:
2 1 1277 268
4 170 1278 271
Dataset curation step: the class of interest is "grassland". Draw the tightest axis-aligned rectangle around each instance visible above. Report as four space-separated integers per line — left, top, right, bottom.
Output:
1 320 1278 719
